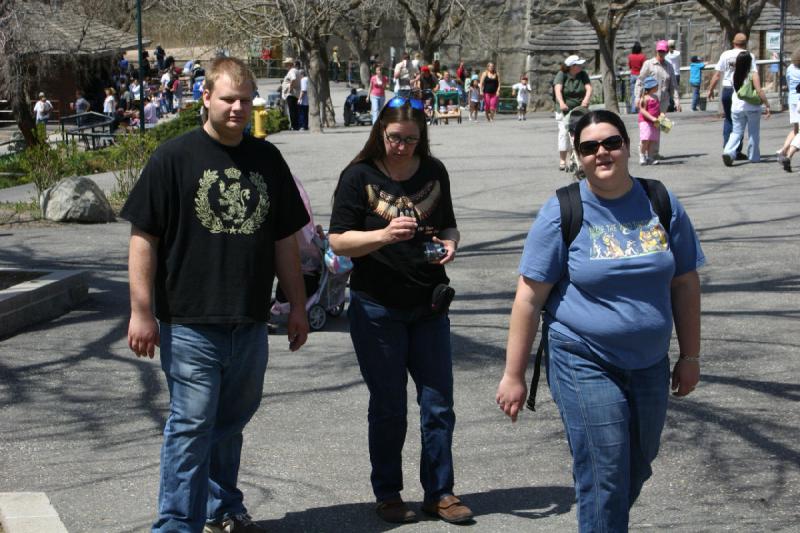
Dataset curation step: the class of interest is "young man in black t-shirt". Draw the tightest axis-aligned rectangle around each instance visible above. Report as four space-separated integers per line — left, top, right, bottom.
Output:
121 57 309 533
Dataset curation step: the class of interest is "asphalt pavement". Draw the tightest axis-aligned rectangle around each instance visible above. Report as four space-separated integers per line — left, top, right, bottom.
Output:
1 87 799 532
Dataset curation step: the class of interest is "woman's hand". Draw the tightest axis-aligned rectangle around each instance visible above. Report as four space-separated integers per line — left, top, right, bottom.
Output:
382 216 417 244
671 358 700 397
433 236 456 264
496 373 528 422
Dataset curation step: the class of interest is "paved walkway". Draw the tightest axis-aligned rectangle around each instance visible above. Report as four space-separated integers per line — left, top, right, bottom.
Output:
0 105 798 532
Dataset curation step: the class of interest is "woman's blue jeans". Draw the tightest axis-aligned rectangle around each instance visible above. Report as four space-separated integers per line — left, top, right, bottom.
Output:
153 322 268 533
347 291 456 504
546 328 669 533
724 108 762 162
370 95 385 124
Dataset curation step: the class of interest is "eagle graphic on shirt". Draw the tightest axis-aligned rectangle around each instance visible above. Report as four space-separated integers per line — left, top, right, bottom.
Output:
365 180 441 222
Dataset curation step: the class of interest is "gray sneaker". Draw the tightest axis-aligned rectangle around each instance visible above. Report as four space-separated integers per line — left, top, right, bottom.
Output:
204 513 266 533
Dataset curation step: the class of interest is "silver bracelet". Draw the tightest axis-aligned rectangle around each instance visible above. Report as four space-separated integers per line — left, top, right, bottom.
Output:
679 354 700 363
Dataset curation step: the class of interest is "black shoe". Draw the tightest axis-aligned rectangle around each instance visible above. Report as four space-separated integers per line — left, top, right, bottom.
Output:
783 159 792 172
204 513 266 532
735 153 748 161
722 154 733 167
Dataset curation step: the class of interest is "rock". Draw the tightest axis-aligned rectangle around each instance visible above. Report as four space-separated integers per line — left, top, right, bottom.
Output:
40 176 115 223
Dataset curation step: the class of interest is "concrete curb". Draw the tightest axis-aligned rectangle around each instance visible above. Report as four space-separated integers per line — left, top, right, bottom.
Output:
0 493 68 533
0 269 89 339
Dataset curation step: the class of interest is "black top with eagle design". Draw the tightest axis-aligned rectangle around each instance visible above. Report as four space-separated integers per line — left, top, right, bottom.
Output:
329 157 457 309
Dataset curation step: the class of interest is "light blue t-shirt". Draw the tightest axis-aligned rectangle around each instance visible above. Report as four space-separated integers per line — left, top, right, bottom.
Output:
787 65 800 106
519 178 705 369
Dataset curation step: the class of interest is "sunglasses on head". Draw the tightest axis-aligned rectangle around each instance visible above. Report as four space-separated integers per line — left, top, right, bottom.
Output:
577 135 625 155
385 96 424 111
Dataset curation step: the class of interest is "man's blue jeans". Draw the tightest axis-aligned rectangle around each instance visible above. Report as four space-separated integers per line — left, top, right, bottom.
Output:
153 322 268 533
546 328 669 533
629 75 639 114
347 291 456 504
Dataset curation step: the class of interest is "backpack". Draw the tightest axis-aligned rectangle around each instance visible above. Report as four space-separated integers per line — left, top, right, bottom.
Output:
526 178 672 411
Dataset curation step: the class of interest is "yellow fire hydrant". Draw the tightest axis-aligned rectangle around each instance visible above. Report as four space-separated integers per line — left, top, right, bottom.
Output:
252 97 268 139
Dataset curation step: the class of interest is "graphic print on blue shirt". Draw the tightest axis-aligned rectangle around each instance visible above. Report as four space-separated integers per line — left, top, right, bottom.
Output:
589 216 668 260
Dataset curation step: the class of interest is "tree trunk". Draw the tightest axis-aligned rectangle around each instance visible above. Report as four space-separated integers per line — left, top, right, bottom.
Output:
305 42 336 132
306 48 324 133
598 39 619 113
8 56 38 147
358 47 371 90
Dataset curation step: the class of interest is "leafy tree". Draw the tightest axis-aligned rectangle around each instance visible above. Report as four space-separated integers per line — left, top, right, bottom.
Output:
582 0 638 113
696 0 769 44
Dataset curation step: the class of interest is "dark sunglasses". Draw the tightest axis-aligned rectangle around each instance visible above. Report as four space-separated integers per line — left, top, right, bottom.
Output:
385 96 424 111
578 135 625 155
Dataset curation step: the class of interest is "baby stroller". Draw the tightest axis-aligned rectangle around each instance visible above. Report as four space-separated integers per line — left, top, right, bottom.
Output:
565 106 589 180
343 89 371 126
270 175 352 331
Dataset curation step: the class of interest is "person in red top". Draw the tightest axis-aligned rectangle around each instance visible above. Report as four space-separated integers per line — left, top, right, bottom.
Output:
456 60 466 85
628 42 646 113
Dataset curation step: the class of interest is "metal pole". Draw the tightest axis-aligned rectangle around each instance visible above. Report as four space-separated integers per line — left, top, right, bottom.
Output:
136 0 146 133
779 0 787 110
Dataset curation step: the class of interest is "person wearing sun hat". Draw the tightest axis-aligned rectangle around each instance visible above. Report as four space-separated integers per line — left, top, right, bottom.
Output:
635 40 681 159
553 54 593 170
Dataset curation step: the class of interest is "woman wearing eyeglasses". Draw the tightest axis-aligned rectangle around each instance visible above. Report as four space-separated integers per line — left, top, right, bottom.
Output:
328 96 472 525
496 110 704 532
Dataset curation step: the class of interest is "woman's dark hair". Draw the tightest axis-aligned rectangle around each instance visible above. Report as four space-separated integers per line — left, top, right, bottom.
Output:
333 101 431 197
560 63 569 73
572 110 630 153
632 41 642 54
732 51 752 91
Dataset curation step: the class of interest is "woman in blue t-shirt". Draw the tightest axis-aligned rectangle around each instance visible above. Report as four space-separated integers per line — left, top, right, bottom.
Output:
496 110 704 533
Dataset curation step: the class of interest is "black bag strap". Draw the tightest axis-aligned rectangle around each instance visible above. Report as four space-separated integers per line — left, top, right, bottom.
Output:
636 177 672 235
556 182 582 245
525 323 548 411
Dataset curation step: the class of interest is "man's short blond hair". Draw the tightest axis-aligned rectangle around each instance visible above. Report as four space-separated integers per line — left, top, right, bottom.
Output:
205 57 257 94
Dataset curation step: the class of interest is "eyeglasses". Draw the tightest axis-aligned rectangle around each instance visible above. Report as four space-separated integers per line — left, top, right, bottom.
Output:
577 135 625 155
385 96 424 111
384 131 420 145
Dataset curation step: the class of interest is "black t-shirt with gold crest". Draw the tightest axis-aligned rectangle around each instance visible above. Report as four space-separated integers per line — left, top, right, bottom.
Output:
329 157 457 309
121 128 309 324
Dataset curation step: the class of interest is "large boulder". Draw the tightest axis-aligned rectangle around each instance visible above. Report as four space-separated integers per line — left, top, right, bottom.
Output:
40 176 115 223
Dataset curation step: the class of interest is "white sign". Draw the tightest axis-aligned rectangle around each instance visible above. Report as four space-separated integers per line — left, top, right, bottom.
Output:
766 31 781 51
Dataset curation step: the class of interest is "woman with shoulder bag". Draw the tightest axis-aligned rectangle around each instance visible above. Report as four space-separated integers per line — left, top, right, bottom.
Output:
328 96 472 526
497 110 705 533
722 51 770 165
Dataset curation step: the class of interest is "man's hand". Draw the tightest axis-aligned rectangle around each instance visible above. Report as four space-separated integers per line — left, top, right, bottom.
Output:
286 306 309 351
128 311 159 358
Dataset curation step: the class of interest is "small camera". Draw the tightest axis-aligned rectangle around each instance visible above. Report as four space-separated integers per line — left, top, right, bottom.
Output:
423 242 447 263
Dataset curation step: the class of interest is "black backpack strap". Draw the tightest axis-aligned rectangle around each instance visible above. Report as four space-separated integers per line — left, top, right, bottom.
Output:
525 322 548 411
556 182 583 245
636 178 672 234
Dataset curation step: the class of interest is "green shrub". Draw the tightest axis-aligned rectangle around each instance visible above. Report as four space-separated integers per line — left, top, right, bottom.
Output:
265 108 289 134
149 102 203 142
109 132 158 201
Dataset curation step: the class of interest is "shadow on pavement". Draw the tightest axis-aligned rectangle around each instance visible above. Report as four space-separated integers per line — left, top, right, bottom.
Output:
262 485 573 532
